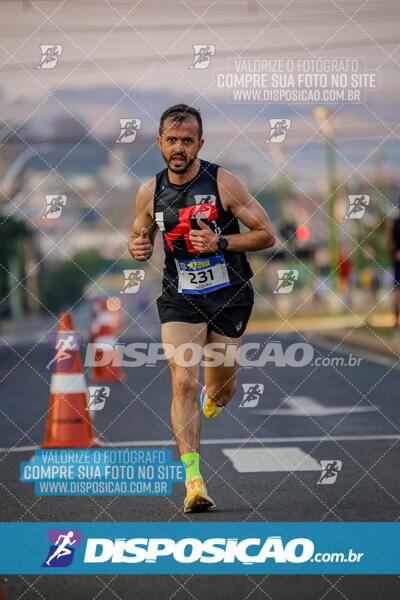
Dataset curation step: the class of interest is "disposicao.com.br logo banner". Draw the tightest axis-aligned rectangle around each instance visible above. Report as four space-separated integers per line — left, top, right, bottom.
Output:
0 522 398 574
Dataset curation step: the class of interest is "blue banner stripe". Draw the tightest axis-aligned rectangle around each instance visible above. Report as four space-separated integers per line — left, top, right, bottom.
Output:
0 523 398 574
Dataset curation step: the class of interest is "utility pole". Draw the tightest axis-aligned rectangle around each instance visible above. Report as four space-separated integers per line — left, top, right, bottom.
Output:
314 106 339 289
268 143 287 225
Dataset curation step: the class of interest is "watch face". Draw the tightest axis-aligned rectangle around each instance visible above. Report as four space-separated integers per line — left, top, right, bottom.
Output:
218 236 228 250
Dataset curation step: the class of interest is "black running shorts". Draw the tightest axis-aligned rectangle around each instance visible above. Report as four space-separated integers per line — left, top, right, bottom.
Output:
156 280 254 338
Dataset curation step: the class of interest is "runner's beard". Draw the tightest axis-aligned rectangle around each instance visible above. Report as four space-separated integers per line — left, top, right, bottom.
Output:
162 150 196 174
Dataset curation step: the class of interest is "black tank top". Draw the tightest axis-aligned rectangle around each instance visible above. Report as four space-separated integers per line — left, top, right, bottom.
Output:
153 159 253 292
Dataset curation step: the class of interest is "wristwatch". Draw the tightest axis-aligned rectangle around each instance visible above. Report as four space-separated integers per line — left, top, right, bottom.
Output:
217 234 228 251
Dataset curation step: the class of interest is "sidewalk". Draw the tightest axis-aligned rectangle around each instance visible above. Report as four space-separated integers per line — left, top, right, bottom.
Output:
247 312 367 334
0 313 57 348
318 327 400 361
248 313 400 360
0 302 160 348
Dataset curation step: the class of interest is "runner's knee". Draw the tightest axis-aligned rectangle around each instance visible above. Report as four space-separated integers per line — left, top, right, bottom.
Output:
172 369 198 400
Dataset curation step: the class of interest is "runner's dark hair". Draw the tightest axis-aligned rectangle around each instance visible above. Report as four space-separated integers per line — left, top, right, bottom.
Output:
159 104 203 139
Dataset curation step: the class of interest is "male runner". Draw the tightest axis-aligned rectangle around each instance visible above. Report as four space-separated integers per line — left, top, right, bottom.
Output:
386 197 400 339
128 104 275 512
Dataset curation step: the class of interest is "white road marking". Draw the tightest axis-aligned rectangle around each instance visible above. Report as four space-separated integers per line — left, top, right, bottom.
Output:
0 434 399 453
253 395 376 416
222 447 321 472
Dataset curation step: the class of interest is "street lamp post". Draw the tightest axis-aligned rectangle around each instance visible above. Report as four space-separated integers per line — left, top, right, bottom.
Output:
268 143 287 224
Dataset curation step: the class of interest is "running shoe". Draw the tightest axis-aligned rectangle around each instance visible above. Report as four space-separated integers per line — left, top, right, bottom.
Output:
200 385 224 419
183 476 216 513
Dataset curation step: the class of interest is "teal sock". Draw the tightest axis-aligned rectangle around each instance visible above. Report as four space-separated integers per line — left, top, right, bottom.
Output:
181 452 202 484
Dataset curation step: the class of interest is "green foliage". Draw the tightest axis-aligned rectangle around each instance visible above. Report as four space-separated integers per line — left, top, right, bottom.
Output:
0 214 29 266
0 215 30 312
38 249 111 312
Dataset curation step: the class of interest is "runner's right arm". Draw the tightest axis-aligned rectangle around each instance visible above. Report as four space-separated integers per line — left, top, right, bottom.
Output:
128 179 157 262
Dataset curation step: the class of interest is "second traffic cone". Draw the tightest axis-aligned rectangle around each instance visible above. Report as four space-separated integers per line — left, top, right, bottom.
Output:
89 297 107 343
90 309 126 383
41 313 100 448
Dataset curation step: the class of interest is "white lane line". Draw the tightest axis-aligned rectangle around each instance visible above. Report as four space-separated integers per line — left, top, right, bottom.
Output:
253 395 376 416
222 447 321 473
0 445 38 453
1 434 399 453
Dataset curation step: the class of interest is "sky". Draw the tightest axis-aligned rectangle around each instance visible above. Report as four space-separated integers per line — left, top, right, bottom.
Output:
0 0 399 191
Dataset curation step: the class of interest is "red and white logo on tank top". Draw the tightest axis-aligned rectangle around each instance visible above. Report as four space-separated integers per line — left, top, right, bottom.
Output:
162 200 219 253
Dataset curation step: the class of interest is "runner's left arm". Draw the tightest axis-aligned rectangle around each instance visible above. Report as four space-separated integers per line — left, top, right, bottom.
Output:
189 169 276 253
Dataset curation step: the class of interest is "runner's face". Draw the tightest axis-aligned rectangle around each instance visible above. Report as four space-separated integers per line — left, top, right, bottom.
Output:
157 117 204 174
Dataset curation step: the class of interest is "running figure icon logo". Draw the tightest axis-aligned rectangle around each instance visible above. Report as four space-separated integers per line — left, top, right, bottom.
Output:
42 333 82 372
116 119 142 143
37 44 63 69
317 460 343 485
346 195 370 219
120 269 145 293
189 45 216 69
267 119 291 143
41 194 67 219
239 383 264 408
42 529 82 567
87 386 110 411
274 270 299 294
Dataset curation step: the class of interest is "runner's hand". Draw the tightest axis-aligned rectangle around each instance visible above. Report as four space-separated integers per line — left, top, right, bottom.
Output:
189 219 218 252
131 228 153 261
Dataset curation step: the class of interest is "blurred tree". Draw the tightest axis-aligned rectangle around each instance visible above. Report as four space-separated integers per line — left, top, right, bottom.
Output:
0 214 31 317
253 188 279 223
38 249 111 312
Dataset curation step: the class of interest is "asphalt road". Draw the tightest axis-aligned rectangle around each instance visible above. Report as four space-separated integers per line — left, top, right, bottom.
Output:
0 321 399 599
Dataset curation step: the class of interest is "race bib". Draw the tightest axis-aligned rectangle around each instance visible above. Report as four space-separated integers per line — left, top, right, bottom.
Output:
175 255 230 294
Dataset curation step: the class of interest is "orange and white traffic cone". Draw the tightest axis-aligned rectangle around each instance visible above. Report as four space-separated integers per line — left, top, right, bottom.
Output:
89 297 107 343
90 309 126 383
108 305 125 337
41 313 100 448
